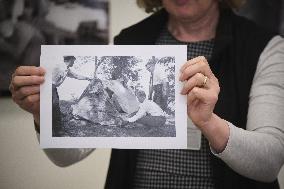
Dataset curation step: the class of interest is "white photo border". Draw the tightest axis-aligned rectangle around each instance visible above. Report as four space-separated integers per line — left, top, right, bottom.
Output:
40 45 187 149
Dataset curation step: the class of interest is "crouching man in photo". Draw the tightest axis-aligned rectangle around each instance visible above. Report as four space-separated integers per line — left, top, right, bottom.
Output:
126 90 166 127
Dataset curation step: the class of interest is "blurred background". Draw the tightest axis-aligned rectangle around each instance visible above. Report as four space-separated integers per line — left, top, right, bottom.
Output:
0 0 109 94
0 0 284 188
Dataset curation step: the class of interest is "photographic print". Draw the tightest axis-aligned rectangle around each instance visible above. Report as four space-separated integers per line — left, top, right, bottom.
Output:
0 0 109 95
41 45 187 149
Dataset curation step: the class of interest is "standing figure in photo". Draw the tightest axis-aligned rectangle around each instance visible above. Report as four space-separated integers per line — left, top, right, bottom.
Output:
126 90 166 127
52 56 92 135
146 57 169 112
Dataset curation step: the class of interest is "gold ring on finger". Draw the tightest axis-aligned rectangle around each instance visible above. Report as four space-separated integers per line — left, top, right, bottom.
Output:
202 76 208 88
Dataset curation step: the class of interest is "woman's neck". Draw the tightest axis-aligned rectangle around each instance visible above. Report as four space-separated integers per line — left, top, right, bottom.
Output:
168 4 219 42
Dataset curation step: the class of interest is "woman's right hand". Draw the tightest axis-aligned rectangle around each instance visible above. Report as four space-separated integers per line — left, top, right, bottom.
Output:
9 66 45 125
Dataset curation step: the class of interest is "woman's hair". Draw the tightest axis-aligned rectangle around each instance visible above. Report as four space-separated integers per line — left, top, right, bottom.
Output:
137 0 246 13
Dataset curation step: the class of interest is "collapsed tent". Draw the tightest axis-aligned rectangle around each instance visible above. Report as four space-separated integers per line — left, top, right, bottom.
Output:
106 80 139 114
71 78 139 126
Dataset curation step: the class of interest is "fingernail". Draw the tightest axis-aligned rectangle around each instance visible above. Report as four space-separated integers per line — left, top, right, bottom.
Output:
39 67 46 75
179 74 183 81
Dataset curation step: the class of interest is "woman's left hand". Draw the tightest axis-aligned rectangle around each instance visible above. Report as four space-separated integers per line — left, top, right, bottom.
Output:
180 56 220 128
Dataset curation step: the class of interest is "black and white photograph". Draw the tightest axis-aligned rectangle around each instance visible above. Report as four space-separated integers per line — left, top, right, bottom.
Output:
53 55 176 138
0 0 109 95
40 45 187 149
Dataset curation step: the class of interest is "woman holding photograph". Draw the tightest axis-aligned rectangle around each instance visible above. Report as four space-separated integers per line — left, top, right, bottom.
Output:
9 0 284 188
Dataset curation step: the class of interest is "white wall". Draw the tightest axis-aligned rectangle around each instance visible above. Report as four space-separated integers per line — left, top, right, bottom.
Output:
0 98 111 189
110 0 148 41
0 0 283 189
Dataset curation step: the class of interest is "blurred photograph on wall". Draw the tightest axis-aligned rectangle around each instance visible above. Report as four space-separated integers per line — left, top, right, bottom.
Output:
0 0 109 95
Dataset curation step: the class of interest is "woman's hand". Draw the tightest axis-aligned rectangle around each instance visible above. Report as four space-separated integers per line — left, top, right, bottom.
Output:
9 66 45 126
180 56 229 153
180 56 220 127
